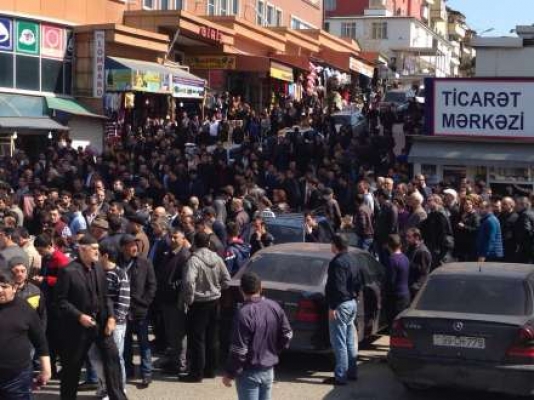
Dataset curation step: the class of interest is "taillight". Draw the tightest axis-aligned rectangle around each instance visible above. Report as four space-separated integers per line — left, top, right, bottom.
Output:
295 299 321 323
390 319 414 349
506 325 534 361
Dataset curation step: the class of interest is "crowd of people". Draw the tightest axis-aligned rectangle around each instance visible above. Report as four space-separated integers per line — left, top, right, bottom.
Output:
0 92 533 399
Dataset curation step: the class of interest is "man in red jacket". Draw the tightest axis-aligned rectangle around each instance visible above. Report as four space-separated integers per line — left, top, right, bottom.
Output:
33 233 70 378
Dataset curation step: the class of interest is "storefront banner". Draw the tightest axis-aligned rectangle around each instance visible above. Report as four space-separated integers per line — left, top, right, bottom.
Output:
132 70 162 93
106 70 133 91
172 75 204 98
0 17 13 51
270 62 293 83
185 56 236 70
16 20 39 54
93 30 106 97
41 25 64 59
431 79 534 139
349 57 374 78
65 30 74 60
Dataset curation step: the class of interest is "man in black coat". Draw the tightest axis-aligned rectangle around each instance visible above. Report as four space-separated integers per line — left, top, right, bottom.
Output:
420 195 454 270
55 235 126 400
499 197 519 262
374 189 399 266
157 228 191 373
405 228 432 298
118 234 157 387
513 197 534 263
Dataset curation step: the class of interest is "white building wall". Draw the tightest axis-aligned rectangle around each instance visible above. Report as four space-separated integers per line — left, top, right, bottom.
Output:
476 47 534 77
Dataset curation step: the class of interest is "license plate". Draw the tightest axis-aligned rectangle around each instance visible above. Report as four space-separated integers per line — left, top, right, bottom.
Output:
433 334 485 349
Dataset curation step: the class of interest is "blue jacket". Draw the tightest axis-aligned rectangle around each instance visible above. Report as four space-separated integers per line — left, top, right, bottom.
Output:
476 213 504 259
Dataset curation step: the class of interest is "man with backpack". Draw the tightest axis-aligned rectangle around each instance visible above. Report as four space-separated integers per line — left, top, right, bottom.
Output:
224 222 251 276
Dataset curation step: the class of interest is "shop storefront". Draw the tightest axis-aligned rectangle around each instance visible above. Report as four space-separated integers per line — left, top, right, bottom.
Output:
0 14 104 156
411 78 534 193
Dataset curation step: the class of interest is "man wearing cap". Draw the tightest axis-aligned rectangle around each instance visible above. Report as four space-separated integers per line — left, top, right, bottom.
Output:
127 215 150 258
55 235 126 400
118 234 156 387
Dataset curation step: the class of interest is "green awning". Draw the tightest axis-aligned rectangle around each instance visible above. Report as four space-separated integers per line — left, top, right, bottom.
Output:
0 117 69 131
46 97 106 119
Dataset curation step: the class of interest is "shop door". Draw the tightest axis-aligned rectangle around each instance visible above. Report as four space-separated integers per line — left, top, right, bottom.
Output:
443 165 466 187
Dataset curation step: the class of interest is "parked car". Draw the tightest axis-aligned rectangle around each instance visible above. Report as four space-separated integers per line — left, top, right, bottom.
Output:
259 211 333 244
379 90 409 121
331 110 367 136
220 243 386 353
389 262 534 397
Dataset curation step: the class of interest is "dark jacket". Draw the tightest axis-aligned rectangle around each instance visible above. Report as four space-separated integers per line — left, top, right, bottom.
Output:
513 209 534 263
375 201 398 245
406 242 432 297
499 211 518 262
249 232 275 255
157 246 191 304
325 251 355 310
55 259 114 333
420 210 454 269
355 204 374 239
454 211 481 261
118 255 157 320
224 239 251 276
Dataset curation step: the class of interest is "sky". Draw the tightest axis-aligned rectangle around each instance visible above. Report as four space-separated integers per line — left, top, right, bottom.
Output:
446 0 534 36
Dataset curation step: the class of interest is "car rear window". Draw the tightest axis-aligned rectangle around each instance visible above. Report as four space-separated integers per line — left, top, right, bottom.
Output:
265 224 302 243
245 254 327 286
415 276 530 316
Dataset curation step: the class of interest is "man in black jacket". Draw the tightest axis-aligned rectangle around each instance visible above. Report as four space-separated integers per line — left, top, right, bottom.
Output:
158 228 190 373
374 189 399 266
324 235 358 386
55 235 126 400
405 228 432 298
420 195 454 270
499 197 518 262
118 234 157 387
513 197 534 263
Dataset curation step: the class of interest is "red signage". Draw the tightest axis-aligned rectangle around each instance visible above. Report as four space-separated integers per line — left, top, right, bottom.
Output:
41 24 65 59
199 26 222 43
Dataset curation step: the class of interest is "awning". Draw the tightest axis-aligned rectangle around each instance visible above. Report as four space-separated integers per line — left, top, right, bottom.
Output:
46 97 106 119
409 140 534 167
0 117 69 131
106 56 205 87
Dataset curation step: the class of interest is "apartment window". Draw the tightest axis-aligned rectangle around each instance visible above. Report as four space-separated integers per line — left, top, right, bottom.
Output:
143 0 155 9
324 0 336 11
256 0 265 25
324 22 330 32
207 0 236 15
160 0 185 10
275 8 283 26
371 22 387 39
290 17 314 30
266 4 274 26
341 22 357 39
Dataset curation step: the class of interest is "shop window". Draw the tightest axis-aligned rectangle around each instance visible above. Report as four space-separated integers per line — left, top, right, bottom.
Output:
64 62 72 95
41 59 63 94
341 22 357 39
209 0 238 16
489 166 530 184
421 164 438 185
207 0 216 15
15 55 39 91
371 22 388 39
0 53 14 89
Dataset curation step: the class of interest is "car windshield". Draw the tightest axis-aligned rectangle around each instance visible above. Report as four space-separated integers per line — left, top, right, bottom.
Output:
385 92 407 103
415 276 530 316
246 253 328 286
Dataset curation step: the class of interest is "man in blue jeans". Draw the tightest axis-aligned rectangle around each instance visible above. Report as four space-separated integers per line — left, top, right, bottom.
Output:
324 234 359 385
223 272 293 400
118 234 156 388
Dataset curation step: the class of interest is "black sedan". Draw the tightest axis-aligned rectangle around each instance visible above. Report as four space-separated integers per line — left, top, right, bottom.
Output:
221 243 386 353
389 262 534 397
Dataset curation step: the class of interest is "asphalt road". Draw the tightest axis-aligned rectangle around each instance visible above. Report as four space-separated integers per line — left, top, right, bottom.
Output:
35 335 524 400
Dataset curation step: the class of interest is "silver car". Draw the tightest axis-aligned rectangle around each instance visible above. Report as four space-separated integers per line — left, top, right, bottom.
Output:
389 262 534 397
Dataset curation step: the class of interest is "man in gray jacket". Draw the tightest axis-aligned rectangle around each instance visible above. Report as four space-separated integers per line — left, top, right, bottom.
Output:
181 232 230 382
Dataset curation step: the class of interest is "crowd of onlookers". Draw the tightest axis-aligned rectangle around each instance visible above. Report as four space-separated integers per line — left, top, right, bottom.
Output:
0 93 533 399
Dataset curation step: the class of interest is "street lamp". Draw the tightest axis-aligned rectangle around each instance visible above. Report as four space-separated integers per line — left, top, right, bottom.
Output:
476 27 495 36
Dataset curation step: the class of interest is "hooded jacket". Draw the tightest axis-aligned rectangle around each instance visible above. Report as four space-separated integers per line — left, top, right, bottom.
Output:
184 247 231 305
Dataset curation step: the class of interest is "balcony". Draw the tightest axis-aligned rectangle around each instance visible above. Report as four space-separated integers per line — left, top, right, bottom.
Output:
421 5 429 22
364 0 392 16
448 22 466 40
430 0 447 22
